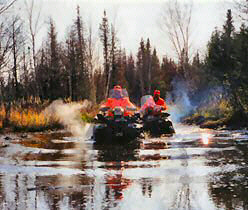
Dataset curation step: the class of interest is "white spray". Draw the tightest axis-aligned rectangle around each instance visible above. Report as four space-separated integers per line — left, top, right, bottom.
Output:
43 100 93 138
166 79 195 123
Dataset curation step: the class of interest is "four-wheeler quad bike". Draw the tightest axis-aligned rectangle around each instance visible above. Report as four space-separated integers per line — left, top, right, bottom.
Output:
92 86 142 144
140 95 175 137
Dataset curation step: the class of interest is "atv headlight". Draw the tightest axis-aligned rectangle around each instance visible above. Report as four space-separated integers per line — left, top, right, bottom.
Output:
113 106 124 117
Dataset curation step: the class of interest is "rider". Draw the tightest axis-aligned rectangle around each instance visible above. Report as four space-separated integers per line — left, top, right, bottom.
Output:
153 90 167 110
100 85 136 116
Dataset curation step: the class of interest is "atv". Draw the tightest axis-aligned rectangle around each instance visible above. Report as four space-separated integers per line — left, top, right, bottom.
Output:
93 86 142 144
140 95 175 137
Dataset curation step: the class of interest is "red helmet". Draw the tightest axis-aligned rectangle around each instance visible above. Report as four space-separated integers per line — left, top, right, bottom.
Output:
154 90 160 95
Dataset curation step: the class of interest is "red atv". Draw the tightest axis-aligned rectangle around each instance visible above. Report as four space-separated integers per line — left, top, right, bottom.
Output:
93 86 142 144
140 95 175 137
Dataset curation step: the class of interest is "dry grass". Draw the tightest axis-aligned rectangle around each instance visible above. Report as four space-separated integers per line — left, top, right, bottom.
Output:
9 108 61 131
0 104 5 130
0 98 98 132
0 98 60 132
80 104 99 123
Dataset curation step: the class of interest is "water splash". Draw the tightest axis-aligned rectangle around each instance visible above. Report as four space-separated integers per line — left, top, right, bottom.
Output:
167 79 195 123
43 100 92 137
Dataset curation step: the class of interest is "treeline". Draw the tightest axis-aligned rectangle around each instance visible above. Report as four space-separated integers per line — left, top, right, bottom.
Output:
0 5 248 121
205 9 248 119
0 6 181 105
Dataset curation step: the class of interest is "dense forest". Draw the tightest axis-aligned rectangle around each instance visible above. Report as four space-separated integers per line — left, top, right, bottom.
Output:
0 0 248 128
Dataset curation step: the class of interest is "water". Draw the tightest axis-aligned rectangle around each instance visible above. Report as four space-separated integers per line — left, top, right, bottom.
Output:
0 124 247 209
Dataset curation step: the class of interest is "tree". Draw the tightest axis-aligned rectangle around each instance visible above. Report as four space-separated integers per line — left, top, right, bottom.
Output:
109 24 118 88
87 23 96 104
125 53 137 102
206 9 248 120
99 10 110 98
65 28 77 100
24 0 42 70
0 21 12 72
235 0 248 22
47 18 62 100
115 48 127 88
150 48 161 92
10 15 25 99
146 38 152 94
136 38 145 96
0 0 17 73
63 6 90 101
160 0 193 78
36 48 49 99
233 24 248 112
160 56 177 97
0 0 17 15
75 5 89 100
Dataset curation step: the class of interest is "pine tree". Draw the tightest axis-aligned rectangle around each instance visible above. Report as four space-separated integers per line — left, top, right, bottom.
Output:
99 10 110 97
75 5 89 100
125 53 137 102
136 38 145 96
109 24 118 88
65 28 77 100
150 48 161 92
48 18 62 100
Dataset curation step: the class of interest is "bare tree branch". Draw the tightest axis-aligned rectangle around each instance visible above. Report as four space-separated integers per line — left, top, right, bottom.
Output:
234 0 248 22
24 0 43 69
159 0 193 63
0 0 17 15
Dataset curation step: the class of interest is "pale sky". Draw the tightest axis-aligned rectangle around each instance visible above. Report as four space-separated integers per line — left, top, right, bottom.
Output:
16 0 240 60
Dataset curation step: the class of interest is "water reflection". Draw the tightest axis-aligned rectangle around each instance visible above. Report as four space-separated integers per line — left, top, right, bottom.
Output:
141 178 153 198
0 130 93 209
201 133 210 145
208 142 248 210
95 141 140 163
0 125 247 209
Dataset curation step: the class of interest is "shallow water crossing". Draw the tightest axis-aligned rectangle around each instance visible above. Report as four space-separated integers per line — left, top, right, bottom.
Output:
0 124 247 209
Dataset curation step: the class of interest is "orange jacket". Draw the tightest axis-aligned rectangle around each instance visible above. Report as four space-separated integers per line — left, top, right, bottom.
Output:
155 97 167 110
100 97 136 117
102 97 135 109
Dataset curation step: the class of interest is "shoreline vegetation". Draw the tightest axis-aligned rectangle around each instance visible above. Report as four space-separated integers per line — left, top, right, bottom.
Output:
0 6 247 135
181 99 248 130
0 97 247 134
0 98 98 133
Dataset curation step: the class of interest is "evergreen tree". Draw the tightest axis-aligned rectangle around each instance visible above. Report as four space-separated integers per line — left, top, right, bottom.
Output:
109 24 118 88
150 48 161 92
160 56 177 97
99 10 110 97
136 38 145 96
116 48 127 88
206 9 248 119
75 5 89 100
125 53 137 102
47 18 62 100
36 48 49 99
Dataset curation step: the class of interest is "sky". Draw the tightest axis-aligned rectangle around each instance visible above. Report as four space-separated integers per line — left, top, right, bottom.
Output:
16 0 240 60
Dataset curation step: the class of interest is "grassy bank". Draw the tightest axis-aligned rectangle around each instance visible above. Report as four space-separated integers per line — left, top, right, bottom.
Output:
0 104 62 132
80 105 99 123
0 99 98 133
182 99 248 130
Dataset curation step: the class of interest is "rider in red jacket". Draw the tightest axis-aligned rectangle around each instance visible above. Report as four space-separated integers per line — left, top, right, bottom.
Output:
153 90 167 110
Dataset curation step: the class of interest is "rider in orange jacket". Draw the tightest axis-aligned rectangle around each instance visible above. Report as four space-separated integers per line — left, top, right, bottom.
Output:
153 90 167 110
100 85 136 117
